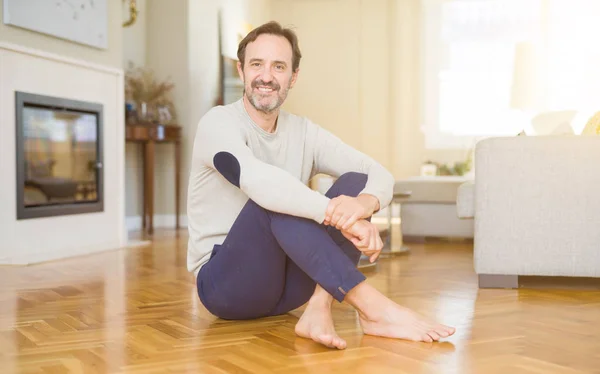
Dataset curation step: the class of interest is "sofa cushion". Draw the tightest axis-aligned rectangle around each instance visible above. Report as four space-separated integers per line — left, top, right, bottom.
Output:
457 181 475 218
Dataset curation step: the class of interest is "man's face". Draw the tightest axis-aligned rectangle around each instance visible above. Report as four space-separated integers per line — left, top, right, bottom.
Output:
237 34 298 114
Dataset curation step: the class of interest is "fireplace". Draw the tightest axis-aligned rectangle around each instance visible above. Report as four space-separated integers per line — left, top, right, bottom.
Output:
15 91 104 220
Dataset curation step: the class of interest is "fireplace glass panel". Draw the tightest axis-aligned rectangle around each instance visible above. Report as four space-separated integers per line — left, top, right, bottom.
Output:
23 107 99 207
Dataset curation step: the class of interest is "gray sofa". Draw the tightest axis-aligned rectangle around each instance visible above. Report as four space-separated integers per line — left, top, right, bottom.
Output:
457 136 600 288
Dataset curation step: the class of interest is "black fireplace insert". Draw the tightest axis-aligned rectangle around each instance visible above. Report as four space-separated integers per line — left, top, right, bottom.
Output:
15 91 104 220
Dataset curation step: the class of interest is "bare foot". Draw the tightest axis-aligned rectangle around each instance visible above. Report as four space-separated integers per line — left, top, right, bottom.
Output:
295 302 347 350
358 302 456 343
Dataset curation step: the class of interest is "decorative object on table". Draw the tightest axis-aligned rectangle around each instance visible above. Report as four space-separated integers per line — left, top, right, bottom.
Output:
420 162 437 176
529 110 578 135
423 151 473 177
124 66 177 125
3 0 108 49
158 106 173 124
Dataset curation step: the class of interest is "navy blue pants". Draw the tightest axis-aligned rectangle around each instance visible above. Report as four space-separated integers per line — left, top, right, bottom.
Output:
196 172 370 320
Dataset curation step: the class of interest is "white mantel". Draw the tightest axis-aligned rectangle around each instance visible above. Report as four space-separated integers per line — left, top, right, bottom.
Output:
0 42 127 264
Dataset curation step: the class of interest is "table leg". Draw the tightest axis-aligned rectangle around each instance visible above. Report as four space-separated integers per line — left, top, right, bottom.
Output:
141 142 146 230
175 140 181 229
145 140 155 234
380 200 410 257
387 202 393 248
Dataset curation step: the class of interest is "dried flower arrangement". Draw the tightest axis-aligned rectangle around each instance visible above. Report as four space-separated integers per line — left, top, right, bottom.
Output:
124 65 177 125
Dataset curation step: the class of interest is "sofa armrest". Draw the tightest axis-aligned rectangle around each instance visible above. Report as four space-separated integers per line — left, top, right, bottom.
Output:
473 136 600 277
456 181 475 218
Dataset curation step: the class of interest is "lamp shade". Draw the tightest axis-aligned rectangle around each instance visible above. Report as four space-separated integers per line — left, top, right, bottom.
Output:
510 42 542 111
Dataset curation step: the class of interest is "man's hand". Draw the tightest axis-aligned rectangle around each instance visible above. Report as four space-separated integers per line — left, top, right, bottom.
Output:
325 194 380 230
340 220 383 263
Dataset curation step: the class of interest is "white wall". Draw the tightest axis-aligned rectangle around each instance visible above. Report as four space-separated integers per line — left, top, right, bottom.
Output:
0 43 126 264
391 0 477 177
123 0 147 221
142 0 192 229
122 0 147 69
220 0 271 59
271 0 392 170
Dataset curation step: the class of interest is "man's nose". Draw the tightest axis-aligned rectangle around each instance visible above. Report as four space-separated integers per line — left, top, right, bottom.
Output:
260 68 273 83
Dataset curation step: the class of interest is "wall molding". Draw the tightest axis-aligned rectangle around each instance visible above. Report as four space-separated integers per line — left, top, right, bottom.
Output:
1 241 123 265
0 41 123 77
126 215 188 232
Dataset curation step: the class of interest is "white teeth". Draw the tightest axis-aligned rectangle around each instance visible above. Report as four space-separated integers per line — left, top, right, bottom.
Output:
258 87 273 92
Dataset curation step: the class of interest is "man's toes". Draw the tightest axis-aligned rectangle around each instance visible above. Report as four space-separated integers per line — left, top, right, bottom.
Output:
427 331 441 341
332 336 347 350
435 327 450 338
440 325 455 336
421 334 433 343
316 334 334 348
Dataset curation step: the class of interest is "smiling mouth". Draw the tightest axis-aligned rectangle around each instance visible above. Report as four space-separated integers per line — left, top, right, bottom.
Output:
255 86 276 93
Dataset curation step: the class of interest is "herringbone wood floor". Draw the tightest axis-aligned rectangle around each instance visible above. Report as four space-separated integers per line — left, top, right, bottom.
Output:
1 230 600 373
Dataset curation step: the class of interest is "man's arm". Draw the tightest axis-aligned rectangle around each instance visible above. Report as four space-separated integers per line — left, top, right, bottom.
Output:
310 122 395 226
193 108 330 223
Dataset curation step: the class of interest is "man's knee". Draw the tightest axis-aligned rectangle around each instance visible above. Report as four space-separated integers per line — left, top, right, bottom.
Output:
237 199 271 224
326 172 368 198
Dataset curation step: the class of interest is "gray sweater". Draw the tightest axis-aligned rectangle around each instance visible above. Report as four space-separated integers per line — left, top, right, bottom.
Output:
186 98 394 275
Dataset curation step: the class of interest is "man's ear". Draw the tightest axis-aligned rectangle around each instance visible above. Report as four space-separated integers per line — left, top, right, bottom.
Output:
236 61 244 81
290 68 300 88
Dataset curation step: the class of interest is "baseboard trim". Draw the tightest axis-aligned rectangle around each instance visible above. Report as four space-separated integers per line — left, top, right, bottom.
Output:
403 235 474 243
478 274 600 290
126 215 188 232
479 274 519 289
1 241 123 265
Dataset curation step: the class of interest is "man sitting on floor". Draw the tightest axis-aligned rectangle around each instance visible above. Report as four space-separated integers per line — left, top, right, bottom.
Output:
187 21 455 349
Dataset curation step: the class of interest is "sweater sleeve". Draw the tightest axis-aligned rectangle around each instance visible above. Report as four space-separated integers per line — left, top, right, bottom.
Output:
310 122 395 210
193 108 330 224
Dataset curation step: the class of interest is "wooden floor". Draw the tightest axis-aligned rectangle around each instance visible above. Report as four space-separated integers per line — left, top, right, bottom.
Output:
1 230 600 374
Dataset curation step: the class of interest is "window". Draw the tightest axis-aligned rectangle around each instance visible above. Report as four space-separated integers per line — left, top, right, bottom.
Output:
420 0 600 149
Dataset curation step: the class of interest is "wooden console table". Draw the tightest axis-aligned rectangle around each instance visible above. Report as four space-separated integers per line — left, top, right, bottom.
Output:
126 123 182 234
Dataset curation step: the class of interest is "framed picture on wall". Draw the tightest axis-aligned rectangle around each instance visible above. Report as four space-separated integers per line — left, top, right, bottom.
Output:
3 0 108 49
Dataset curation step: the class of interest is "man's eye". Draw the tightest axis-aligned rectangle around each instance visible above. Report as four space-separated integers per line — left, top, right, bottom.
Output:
251 62 260 67
276 65 284 70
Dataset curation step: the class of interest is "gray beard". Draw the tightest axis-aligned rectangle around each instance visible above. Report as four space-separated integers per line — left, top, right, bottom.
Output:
246 90 282 113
